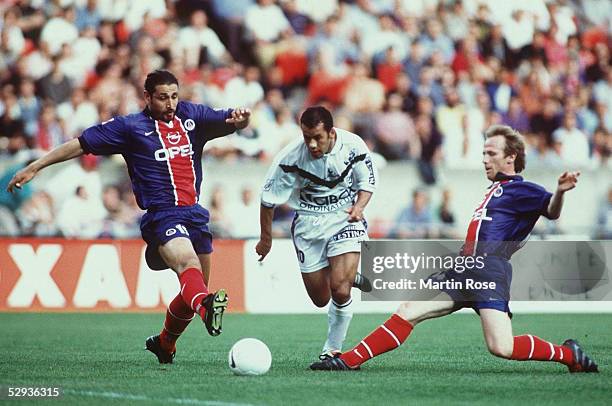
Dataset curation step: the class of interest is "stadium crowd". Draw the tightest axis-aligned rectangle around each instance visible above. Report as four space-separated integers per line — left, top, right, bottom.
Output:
0 0 610 239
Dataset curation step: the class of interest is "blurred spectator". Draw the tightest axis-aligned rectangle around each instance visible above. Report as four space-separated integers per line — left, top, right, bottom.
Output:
210 0 255 63
374 93 419 160
34 103 64 151
344 62 384 113
530 97 560 146
224 65 265 108
76 0 102 32
308 15 359 66
360 14 407 61
392 188 434 238
552 113 590 167
415 113 442 185
526 132 564 168
436 88 467 168
18 190 57 237
596 187 612 239
17 78 41 136
281 0 313 35
376 47 403 93
99 185 141 238
57 87 99 139
43 154 103 210
38 55 72 104
463 90 489 167
501 96 529 134
245 0 293 68
258 106 301 159
420 19 454 63
56 185 106 238
40 6 78 56
592 127 611 168
178 10 232 69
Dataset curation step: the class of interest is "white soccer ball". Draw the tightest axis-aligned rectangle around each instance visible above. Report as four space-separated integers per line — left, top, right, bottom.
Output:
228 338 272 376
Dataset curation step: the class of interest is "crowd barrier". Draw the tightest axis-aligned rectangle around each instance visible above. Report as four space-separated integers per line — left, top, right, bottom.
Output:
1 239 610 313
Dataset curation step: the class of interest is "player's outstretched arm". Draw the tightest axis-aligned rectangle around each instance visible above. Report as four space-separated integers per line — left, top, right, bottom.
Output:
547 171 580 219
256 205 275 261
225 107 251 130
6 139 84 193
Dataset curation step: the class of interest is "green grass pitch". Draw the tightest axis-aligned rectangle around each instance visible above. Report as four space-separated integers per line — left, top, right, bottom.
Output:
1 313 610 405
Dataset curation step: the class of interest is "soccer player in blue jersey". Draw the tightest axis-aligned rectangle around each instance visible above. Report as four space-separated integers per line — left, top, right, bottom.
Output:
7 70 251 364
310 124 599 373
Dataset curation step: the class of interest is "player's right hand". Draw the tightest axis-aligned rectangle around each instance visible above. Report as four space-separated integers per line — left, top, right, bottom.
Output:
6 166 37 193
255 239 272 262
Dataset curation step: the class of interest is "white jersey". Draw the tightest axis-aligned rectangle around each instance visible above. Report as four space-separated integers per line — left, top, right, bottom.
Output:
261 128 377 214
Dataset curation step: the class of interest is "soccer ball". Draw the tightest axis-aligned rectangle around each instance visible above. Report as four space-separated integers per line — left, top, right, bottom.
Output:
228 338 272 376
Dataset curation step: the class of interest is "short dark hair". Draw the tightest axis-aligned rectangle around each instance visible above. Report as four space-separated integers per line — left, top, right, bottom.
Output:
485 125 526 172
300 106 334 132
144 70 178 95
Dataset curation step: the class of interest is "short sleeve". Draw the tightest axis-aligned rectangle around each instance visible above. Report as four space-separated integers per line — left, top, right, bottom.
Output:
78 116 129 155
260 151 298 208
351 138 378 193
513 182 553 217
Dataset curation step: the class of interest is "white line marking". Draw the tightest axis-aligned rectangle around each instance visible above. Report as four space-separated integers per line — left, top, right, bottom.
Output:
64 389 255 406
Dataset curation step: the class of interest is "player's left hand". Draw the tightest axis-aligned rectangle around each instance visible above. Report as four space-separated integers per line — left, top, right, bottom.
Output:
346 205 364 223
557 171 580 193
226 107 251 129
6 166 37 193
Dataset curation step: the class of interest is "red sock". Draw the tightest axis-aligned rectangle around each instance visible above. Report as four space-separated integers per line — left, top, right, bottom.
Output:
511 335 574 366
159 294 195 352
178 268 209 320
340 314 413 368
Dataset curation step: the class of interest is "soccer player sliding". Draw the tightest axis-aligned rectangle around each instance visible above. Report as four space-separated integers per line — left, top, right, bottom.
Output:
310 125 598 373
7 70 251 364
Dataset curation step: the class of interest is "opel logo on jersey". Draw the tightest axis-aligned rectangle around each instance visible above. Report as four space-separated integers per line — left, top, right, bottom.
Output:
166 131 181 145
184 119 195 131
154 144 194 161
493 187 504 198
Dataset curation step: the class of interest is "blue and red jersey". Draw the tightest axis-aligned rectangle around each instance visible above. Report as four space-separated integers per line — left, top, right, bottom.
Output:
462 174 553 259
78 101 235 210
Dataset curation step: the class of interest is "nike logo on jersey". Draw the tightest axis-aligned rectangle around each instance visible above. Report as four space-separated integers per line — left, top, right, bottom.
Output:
145 131 154 136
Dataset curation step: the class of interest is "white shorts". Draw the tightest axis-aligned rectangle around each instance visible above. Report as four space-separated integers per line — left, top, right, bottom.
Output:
290 210 369 273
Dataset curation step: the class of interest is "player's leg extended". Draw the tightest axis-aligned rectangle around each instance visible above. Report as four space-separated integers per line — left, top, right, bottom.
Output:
481 309 598 372
159 238 228 336
321 252 360 355
311 293 457 370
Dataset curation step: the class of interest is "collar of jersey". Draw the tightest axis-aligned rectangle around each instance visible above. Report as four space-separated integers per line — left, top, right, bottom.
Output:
493 172 523 182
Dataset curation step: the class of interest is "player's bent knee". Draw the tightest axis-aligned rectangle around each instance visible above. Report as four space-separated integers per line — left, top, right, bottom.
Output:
330 283 351 303
310 295 330 308
487 342 512 359
174 257 202 274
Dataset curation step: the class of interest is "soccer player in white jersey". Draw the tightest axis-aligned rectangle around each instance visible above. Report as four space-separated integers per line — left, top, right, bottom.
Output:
256 106 378 361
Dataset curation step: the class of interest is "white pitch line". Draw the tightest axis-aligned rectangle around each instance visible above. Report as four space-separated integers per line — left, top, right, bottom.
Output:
64 389 256 406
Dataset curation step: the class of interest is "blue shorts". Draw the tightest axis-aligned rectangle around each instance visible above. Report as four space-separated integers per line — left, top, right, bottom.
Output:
140 205 213 270
430 256 512 314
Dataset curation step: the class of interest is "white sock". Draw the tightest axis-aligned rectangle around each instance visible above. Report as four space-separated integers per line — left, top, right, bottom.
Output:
322 297 354 353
